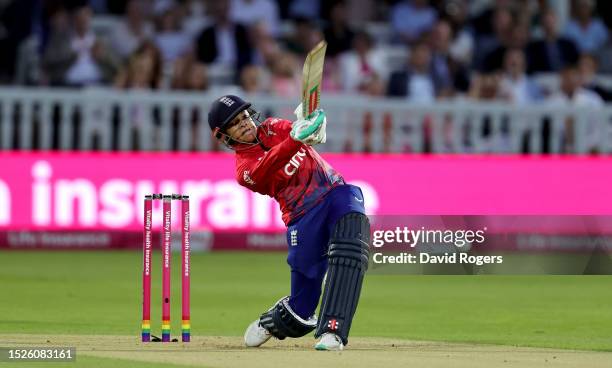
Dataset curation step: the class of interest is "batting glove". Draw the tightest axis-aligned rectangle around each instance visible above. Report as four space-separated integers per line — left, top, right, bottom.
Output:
291 104 327 145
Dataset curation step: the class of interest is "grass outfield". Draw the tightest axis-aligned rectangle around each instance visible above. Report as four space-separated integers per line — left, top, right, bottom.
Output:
0 251 611 367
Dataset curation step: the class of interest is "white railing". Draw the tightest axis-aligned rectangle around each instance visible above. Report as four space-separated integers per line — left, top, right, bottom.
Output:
1 87 611 154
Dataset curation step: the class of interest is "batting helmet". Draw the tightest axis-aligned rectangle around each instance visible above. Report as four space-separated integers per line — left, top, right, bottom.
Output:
208 95 251 139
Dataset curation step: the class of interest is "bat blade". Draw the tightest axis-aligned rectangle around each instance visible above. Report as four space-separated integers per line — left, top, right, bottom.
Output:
301 41 327 118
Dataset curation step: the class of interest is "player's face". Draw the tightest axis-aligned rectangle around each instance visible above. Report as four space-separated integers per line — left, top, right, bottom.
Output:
225 111 257 143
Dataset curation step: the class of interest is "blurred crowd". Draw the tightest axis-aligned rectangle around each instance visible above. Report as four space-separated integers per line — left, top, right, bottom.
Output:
1 0 612 108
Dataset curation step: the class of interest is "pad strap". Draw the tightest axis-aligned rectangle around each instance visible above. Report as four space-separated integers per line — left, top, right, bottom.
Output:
260 296 317 340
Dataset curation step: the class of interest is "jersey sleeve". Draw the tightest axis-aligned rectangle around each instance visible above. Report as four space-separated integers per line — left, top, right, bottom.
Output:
237 135 303 189
266 118 292 139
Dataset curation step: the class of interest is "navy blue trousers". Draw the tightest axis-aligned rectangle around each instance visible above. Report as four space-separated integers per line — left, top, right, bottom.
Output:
285 184 366 319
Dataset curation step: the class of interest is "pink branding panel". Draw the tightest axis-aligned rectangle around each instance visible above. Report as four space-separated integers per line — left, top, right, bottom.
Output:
0 153 611 232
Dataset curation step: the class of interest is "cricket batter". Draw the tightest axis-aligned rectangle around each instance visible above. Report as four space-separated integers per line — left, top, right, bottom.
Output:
208 95 370 351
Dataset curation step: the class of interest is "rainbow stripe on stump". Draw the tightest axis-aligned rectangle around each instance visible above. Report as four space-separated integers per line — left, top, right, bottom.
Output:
182 320 191 342
141 320 151 342
162 321 171 342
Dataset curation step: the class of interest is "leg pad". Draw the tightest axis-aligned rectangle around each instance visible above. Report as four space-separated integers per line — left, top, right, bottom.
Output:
315 212 370 345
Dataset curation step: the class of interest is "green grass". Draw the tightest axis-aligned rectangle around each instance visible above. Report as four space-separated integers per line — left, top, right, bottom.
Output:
0 251 611 351
0 355 193 368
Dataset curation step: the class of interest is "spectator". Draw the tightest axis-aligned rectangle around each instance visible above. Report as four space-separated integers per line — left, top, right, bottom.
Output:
443 0 474 66
41 7 72 86
387 42 443 103
187 62 208 91
0 0 38 84
499 48 541 104
230 0 280 36
153 0 191 63
526 9 579 74
341 0 377 25
337 30 387 94
564 0 608 53
170 52 208 90
270 51 300 97
472 6 514 71
470 0 514 37
595 37 612 75
250 20 280 68
115 40 162 89
361 74 386 97
321 56 342 92
468 72 503 101
240 65 267 94
14 35 41 85
429 20 465 96
323 1 355 58
547 65 604 153
390 0 437 44
288 0 320 20
196 0 252 76
481 18 530 73
110 0 155 61
89 0 108 13
467 71 507 150
549 65 601 106
578 53 612 101
44 4 118 87
112 40 163 150
284 16 323 57
182 0 209 38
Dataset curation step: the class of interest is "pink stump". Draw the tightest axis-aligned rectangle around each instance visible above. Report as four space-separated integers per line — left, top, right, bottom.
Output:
161 195 172 342
142 196 153 342
181 196 191 342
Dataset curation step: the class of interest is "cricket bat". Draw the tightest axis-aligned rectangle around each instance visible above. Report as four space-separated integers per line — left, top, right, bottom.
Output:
301 41 327 119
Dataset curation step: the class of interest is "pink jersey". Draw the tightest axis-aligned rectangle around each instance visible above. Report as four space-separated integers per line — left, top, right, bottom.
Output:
235 117 345 225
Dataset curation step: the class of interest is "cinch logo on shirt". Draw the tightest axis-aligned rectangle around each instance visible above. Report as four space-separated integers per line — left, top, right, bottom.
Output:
219 97 234 107
284 148 307 176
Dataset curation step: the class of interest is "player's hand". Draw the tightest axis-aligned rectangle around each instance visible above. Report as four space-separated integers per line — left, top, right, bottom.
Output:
290 109 327 145
293 103 305 121
292 102 320 121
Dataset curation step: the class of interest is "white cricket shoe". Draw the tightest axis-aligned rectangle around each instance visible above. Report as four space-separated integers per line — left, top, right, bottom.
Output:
314 333 344 351
244 319 272 347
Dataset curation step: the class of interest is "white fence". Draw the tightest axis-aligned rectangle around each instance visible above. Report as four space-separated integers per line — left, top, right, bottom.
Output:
1 87 611 154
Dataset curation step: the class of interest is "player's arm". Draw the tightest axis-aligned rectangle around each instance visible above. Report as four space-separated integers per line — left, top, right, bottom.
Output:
266 118 293 139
